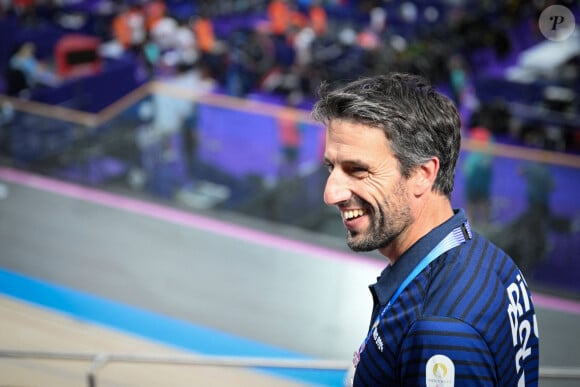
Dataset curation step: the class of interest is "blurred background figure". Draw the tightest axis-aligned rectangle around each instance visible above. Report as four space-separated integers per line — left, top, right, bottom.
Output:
112 3 146 53
463 125 494 232
492 159 578 275
448 53 468 108
8 41 59 95
268 0 291 38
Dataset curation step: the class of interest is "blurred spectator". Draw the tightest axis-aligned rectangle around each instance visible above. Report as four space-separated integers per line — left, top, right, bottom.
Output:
268 0 291 38
492 160 577 274
223 34 247 97
289 24 317 102
149 14 200 76
192 12 226 83
192 13 216 55
448 53 468 107
8 41 59 93
112 3 146 52
470 101 511 138
141 31 161 79
309 0 327 37
278 109 301 176
173 18 198 72
13 0 36 26
144 0 166 32
150 11 178 52
463 126 494 230
369 5 387 35
224 27 269 97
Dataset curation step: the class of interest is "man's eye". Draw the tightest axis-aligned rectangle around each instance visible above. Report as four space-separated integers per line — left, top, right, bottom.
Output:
350 167 367 175
324 162 333 172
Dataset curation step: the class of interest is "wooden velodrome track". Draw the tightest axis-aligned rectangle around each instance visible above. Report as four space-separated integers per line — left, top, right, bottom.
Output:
0 295 309 387
0 166 579 387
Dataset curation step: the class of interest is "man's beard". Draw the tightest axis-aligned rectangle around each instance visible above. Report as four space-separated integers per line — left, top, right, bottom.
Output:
346 186 412 252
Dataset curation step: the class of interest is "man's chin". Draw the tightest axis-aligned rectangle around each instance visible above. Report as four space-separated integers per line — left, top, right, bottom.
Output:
347 237 377 252
346 229 392 252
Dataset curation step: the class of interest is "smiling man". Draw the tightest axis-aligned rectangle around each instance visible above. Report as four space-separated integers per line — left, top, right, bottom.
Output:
312 73 539 386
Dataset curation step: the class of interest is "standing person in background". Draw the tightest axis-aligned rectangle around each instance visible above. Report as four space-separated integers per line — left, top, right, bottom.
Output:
278 109 302 177
463 125 494 230
448 54 467 108
311 73 539 386
492 159 578 274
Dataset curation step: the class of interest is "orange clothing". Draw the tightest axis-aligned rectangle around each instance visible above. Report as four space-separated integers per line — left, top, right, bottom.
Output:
193 17 215 53
112 8 146 48
268 0 290 35
310 5 327 36
144 0 166 32
279 113 301 148
112 12 131 48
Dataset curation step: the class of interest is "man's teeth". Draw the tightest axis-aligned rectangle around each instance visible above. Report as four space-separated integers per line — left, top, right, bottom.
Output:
344 209 365 220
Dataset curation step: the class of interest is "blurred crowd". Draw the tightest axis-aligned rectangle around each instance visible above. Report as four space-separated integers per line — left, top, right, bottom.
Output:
0 1 553 95
2 0 579 150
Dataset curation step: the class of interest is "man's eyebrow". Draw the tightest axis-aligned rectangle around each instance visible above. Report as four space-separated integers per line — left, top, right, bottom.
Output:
324 158 370 168
344 159 370 168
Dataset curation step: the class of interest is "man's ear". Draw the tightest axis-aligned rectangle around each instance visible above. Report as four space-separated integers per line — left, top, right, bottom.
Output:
413 157 439 196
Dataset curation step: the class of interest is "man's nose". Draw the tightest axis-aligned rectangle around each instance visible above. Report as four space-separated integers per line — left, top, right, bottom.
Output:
324 170 351 206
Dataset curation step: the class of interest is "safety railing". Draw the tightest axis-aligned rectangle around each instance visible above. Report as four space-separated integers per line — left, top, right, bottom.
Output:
0 350 579 386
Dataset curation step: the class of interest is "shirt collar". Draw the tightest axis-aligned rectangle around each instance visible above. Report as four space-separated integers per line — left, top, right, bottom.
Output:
370 208 468 307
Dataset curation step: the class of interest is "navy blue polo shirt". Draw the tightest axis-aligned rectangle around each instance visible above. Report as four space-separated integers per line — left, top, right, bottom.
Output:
353 209 539 386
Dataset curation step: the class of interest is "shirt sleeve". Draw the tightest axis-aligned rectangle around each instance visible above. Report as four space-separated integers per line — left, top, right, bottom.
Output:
398 316 497 386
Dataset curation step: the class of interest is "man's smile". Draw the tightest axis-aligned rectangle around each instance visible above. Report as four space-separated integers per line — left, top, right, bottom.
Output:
343 208 366 220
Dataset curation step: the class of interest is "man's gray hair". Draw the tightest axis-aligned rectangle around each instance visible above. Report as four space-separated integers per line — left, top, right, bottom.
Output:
312 72 462 197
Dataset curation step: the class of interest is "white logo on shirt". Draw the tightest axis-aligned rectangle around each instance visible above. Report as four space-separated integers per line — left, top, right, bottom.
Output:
372 323 384 352
506 273 539 386
426 354 455 386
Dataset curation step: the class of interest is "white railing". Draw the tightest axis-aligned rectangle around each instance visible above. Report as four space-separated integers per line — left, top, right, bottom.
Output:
1 350 579 386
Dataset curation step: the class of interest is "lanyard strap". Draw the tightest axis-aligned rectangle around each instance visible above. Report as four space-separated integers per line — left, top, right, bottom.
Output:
365 222 471 346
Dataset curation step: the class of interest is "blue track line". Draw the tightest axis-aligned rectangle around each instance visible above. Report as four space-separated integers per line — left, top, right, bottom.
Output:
0 267 346 386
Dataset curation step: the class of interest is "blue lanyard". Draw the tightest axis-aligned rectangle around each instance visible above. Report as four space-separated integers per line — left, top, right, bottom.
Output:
357 222 471 361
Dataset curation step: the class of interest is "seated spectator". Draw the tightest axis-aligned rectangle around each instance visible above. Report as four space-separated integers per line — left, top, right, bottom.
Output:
112 3 146 52
192 13 216 55
9 42 60 93
192 13 226 83
151 13 178 52
144 0 166 32
173 18 198 72
309 0 327 37
268 0 291 38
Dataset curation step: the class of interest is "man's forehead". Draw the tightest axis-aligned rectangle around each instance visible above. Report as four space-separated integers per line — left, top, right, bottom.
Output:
325 121 388 151
326 119 385 136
